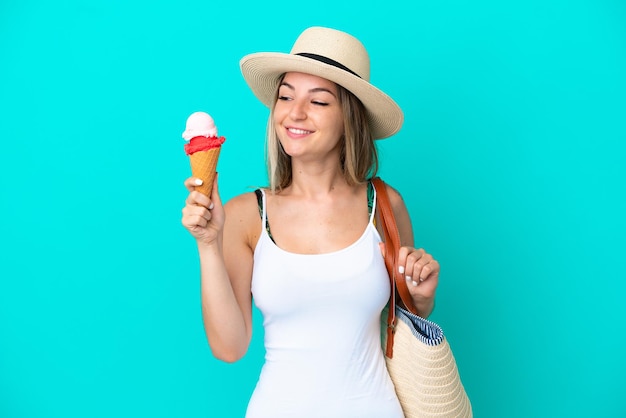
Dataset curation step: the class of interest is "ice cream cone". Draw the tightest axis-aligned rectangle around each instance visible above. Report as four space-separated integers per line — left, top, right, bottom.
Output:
189 146 221 195
183 112 225 195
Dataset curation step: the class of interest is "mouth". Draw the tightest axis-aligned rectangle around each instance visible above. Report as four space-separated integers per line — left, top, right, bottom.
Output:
286 127 314 135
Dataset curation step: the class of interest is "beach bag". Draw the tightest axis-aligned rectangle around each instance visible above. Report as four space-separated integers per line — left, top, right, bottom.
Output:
373 177 472 418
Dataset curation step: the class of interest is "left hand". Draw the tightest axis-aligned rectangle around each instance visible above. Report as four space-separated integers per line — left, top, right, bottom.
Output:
397 246 439 304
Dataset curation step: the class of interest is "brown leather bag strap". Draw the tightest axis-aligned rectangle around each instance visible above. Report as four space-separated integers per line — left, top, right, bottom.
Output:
372 177 419 358
373 177 398 357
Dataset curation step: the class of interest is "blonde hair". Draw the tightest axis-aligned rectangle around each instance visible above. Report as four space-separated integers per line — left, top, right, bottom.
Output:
266 78 378 192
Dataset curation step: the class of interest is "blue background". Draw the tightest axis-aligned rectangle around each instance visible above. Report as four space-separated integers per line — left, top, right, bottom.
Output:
1 0 625 417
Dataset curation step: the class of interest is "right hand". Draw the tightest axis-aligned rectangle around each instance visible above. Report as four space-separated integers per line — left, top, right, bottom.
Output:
181 176 224 246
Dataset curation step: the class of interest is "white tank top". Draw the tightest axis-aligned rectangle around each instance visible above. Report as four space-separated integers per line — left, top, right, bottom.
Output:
246 187 403 418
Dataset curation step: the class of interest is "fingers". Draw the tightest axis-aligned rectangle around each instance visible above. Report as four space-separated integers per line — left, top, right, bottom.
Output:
182 191 212 220
184 178 211 206
182 177 214 231
181 174 225 237
184 177 203 192
184 176 222 211
397 247 440 287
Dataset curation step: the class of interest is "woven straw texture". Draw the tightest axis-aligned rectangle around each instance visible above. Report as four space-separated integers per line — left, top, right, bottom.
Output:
240 27 403 140
382 310 472 418
188 147 221 196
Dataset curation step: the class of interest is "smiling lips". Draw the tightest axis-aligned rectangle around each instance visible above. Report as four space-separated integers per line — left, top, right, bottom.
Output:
287 127 314 136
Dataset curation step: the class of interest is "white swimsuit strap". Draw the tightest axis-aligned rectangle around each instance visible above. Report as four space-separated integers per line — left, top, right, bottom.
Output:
369 181 377 225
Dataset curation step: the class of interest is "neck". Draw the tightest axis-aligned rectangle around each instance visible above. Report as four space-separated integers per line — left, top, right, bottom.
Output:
287 160 350 198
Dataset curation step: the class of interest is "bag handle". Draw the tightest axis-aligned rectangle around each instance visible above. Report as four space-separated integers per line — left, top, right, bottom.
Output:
372 177 419 358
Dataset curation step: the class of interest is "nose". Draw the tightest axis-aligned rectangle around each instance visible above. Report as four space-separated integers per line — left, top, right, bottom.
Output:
288 98 307 121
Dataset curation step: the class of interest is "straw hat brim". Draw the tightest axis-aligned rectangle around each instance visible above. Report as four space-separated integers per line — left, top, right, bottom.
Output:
240 52 403 140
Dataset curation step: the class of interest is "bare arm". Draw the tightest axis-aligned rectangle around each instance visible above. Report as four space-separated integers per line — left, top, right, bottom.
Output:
182 177 256 362
386 184 439 318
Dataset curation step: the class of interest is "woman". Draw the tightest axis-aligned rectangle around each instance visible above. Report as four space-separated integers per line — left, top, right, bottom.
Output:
182 26 440 417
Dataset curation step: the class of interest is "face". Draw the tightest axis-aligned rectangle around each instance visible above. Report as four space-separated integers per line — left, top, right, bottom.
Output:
273 72 345 161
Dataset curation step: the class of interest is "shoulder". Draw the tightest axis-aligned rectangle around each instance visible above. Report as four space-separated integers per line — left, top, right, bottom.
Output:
224 190 261 214
377 180 414 246
224 192 259 222
380 181 408 214
224 191 263 246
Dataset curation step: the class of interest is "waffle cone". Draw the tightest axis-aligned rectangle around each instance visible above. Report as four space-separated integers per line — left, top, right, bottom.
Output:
188 146 221 195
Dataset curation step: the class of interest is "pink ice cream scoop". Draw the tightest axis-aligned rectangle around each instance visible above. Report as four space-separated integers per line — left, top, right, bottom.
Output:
182 111 218 140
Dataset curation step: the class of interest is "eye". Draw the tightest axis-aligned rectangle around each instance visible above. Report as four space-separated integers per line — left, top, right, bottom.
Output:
277 95 292 101
312 100 329 106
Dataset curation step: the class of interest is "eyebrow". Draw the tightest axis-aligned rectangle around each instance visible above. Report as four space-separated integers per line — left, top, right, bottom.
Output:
279 82 337 98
